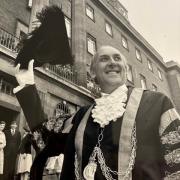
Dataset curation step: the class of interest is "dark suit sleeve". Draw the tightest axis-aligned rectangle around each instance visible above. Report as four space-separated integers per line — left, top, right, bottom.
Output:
159 95 180 178
15 85 47 131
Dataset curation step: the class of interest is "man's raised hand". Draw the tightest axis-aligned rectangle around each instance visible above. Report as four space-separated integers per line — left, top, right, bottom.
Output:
15 60 35 86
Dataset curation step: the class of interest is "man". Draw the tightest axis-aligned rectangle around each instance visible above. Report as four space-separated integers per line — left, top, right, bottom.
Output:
14 46 180 179
4 121 21 180
0 121 6 180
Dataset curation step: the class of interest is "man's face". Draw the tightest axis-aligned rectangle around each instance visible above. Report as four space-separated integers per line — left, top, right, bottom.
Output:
93 46 127 90
46 120 55 131
0 124 5 131
11 123 17 130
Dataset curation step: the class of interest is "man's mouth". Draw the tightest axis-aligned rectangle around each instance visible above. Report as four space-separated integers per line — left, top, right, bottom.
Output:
105 69 121 74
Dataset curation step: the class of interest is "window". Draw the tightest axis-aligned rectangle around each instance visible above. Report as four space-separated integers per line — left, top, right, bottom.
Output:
152 84 157 91
105 21 113 36
15 21 28 39
87 34 96 55
135 48 142 62
55 101 70 117
157 69 163 80
86 4 95 21
121 35 128 49
127 65 133 82
65 16 71 46
19 31 27 40
65 17 71 39
147 59 153 71
140 74 147 90
28 0 33 8
0 78 14 96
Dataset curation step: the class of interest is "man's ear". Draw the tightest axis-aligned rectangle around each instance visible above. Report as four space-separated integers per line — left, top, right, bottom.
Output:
90 68 96 81
90 71 96 80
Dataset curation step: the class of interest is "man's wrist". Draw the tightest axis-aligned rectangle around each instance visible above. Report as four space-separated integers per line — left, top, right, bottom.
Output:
13 84 34 94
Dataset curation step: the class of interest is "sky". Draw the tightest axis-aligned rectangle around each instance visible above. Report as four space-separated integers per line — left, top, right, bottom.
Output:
119 0 180 64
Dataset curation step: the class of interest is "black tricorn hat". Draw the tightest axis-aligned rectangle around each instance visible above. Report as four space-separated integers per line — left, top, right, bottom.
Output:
15 5 73 69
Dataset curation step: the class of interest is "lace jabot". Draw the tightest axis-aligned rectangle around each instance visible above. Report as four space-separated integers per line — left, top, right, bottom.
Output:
92 84 128 127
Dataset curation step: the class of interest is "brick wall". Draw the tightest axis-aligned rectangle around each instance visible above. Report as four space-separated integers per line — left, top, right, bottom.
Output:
0 0 31 35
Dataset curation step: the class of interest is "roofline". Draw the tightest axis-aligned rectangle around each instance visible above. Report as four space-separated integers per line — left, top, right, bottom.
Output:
166 61 180 73
96 0 167 68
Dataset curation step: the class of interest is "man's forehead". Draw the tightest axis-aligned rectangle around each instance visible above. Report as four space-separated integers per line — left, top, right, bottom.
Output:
98 46 120 55
98 46 120 53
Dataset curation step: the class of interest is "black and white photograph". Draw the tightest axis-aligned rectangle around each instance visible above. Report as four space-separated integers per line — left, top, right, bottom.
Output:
0 0 180 179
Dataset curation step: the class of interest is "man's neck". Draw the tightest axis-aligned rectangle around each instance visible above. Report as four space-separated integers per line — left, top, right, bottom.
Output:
101 83 125 94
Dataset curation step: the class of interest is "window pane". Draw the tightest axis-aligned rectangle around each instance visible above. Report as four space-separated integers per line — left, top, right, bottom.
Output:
86 5 94 20
87 35 96 55
122 36 128 49
147 59 153 71
127 65 133 82
136 48 142 61
105 22 112 36
140 74 147 89
28 0 33 8
65 17 71 38
158 69 163 80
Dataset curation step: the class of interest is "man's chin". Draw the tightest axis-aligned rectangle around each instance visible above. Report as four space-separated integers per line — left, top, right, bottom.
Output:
106 80 124 88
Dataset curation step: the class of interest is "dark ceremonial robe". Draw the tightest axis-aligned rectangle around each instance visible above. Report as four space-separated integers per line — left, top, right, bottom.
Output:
15 85 180 180
4 129 21 180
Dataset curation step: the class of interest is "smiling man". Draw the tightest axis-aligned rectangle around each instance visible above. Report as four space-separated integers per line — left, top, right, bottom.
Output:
14 45 180 180
90 46 127 94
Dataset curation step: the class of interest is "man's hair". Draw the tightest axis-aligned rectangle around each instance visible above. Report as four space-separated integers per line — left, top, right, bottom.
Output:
11 121 17 125
0 121 6 125
90 46 128 84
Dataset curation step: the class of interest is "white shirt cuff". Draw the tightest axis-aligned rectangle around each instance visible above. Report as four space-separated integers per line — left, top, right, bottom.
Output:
13 84 26 94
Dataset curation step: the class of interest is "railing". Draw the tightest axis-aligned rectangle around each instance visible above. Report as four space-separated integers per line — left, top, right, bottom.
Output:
0 27 19 52
0 28 100 96
0 79 15 96
44 64 79 85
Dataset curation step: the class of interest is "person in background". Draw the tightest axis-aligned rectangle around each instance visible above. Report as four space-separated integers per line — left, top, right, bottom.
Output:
14 46 180 180
0 121 6 180
4 121 21 180
45 116 66 178
16 127 33 180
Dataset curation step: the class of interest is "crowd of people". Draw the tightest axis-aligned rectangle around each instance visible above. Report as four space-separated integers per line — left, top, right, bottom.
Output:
0 115 68 180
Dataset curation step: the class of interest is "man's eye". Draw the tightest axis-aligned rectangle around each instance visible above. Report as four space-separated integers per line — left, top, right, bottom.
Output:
100 57 109 62
114 56 121 61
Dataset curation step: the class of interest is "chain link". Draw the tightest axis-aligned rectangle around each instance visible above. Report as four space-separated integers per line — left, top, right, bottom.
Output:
75 124 137 180
94 124 136 180
97 128 104 147
75 153 83 180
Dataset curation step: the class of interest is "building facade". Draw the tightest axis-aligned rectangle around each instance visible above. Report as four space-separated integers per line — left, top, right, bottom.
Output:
0 0 179 131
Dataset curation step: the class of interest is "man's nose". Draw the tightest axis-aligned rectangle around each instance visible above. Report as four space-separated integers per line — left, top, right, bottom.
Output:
108 57 116 64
